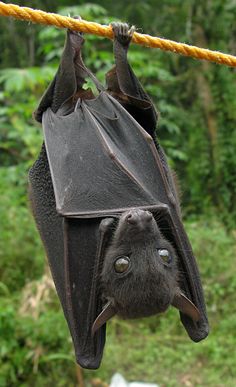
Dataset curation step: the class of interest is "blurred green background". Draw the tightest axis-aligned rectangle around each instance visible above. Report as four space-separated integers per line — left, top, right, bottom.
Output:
0 1 236 386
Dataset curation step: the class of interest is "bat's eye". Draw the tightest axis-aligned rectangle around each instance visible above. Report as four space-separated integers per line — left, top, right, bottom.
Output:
114 256 130 273
158 249 172 264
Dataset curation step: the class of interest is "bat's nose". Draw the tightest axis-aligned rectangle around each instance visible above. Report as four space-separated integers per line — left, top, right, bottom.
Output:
126 209 153 225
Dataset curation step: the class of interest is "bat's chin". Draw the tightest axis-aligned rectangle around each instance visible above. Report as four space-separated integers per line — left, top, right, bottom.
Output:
117 305 170 319
114 295 172 319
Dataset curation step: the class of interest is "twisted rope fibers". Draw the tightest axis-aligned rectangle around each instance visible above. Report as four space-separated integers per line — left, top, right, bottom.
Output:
0 2 236 67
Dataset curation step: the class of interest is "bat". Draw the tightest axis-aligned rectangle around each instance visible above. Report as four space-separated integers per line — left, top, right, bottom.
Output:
29 22 209 369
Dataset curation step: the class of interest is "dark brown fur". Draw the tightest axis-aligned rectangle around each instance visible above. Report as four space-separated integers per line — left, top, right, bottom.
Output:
101 210 179 318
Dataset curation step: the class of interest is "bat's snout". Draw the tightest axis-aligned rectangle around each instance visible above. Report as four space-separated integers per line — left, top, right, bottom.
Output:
126 209 153 226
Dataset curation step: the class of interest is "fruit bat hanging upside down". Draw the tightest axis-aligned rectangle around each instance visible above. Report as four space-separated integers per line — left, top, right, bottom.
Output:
29 22 209 369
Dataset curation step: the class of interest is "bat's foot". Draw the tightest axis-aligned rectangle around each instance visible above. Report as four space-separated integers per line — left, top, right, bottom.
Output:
111 22 135 47
67 16 85 53
68 15 84 38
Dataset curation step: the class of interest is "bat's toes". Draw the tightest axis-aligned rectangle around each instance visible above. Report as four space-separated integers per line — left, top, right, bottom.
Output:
128 25 135 38
111 22 135 45
68 15 83 37
111 22 121 37
121 22 129 36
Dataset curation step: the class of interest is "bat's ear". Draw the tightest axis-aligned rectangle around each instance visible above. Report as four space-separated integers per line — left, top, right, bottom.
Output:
91 291 200 336
91 301 117 336
171 291 200 322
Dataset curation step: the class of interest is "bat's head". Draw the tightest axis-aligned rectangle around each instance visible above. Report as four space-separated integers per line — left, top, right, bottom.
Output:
102 209 178 317
92 209 200 335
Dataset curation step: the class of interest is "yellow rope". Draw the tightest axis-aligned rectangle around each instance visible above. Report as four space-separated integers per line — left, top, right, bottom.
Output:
1 1 236 67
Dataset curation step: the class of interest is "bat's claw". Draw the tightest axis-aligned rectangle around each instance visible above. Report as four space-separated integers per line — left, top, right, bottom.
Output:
68 15 84 37
67 16 85 53
99 218 115 233
111 22 135 47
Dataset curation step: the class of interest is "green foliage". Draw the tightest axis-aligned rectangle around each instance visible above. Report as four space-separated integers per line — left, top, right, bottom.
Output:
0 1 236 386
0 296 75 387
0 165 44 292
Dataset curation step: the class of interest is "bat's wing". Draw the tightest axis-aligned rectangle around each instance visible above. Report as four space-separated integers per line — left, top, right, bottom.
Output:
42 89 208 341
62 217 115 368
29 145 113 369
167 214 209 341
153 144 209 341
42 93 165 217
29 30 109 369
